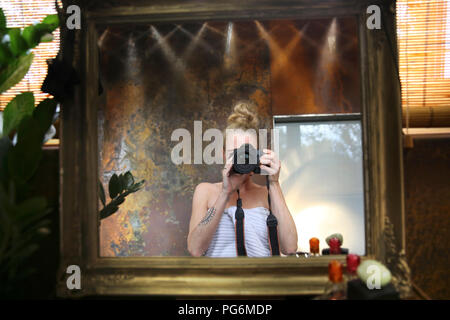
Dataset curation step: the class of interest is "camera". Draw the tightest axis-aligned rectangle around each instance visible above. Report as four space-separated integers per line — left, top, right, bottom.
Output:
231 143 262 174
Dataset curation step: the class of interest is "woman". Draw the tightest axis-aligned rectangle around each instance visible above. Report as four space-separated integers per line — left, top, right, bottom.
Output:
187 101 298 257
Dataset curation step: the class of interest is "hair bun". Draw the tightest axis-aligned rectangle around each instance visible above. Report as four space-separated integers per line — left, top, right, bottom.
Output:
226 101 260 131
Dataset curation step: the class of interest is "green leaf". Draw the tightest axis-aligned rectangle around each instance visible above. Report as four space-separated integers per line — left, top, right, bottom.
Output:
7 143 42 184
0 8 6 31
0 44 13 67
6 98 56 184
99 204 119 220
115 197 125 206
12 197 49 231
8 28 28 57
123 171 134 189
98 180 105 206
2 92 35 137
32 98 57 137
131 180 145 190
0 53 34 94
22 26 39 48
14 206 50 233
117 173 124 194
0 136 12 184
15 196 47 217
41 15 59 31
7 115 43 183
15 114 44 147
108 174 120 199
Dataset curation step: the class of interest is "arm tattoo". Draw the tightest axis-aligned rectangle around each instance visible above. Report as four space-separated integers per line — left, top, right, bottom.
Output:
198 207 217 226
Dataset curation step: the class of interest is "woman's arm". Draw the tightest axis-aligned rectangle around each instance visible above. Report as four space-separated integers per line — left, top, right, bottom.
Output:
260 149 298 255
187 183 230 257
187 161 250 257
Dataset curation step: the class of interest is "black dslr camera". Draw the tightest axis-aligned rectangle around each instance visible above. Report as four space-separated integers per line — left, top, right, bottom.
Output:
231 143 262 174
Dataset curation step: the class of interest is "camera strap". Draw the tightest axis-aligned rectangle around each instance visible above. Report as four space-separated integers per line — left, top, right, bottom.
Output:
235 189 247 256
234 176 280 256
265 176 280 256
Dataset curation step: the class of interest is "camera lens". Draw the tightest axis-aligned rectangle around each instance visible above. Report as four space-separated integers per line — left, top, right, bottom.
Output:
232 144 260 174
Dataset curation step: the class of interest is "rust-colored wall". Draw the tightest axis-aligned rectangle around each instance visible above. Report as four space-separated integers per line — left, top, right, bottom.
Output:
404 138 450 299
97 18 361 257
270 18 360 115
98 21 272 256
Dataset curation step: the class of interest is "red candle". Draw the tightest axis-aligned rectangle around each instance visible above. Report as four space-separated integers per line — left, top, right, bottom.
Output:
346 254 360 274
328 260 343 283
329 237 341 254
309 237 320 255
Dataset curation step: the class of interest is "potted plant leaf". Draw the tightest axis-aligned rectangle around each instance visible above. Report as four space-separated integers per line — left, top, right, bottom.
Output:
0 8 59 298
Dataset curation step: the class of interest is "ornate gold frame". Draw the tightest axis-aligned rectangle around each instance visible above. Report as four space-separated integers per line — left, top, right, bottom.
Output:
57 0 411 297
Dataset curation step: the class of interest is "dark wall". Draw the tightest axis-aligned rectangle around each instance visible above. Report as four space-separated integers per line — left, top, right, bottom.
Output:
404 138 450 299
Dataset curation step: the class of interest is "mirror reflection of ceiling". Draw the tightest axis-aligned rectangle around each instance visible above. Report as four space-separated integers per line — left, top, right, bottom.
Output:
98 18 361 257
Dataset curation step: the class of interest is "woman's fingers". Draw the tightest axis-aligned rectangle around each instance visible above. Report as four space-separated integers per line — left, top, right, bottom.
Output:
223 162 232 177
260 153 274 161
261 149 279 163
259 158 273 165
260 157 280 170
260 164 276 175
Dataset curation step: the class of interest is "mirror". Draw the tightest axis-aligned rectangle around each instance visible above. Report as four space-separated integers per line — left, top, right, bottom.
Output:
97 17 363 257
58 0 410 297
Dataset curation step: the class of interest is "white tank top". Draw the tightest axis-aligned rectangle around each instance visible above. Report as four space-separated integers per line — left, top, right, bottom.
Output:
204 206 271 257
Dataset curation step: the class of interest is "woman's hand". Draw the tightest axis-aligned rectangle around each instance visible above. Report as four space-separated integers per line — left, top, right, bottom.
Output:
221 157 250 195
259 149 281 183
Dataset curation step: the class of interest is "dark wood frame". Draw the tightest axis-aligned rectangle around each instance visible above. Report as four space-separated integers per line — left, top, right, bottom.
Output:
57 0 411 297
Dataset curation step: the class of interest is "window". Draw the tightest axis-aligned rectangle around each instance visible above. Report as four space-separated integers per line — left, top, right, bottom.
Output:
274 114 365 255
0 0 60 109
397 0 450 128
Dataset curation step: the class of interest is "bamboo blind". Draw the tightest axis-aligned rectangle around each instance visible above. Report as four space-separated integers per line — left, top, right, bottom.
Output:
397 0 450 127
0 0 60 110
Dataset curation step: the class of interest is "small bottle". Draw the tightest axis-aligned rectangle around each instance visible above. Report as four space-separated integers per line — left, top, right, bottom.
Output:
309 237 320 256
323 260 346 300
346 254 361 281
329 237 342 254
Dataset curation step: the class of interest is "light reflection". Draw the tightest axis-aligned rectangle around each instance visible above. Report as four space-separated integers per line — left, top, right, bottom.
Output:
205 24 226 37
146 25 180 57
255 21 302 75
320 18 338 65
151 25 186 72
179 23 212 59
224 22 236 70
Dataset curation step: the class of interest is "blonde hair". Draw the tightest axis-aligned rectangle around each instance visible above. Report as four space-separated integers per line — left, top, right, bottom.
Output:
226 100 260 131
